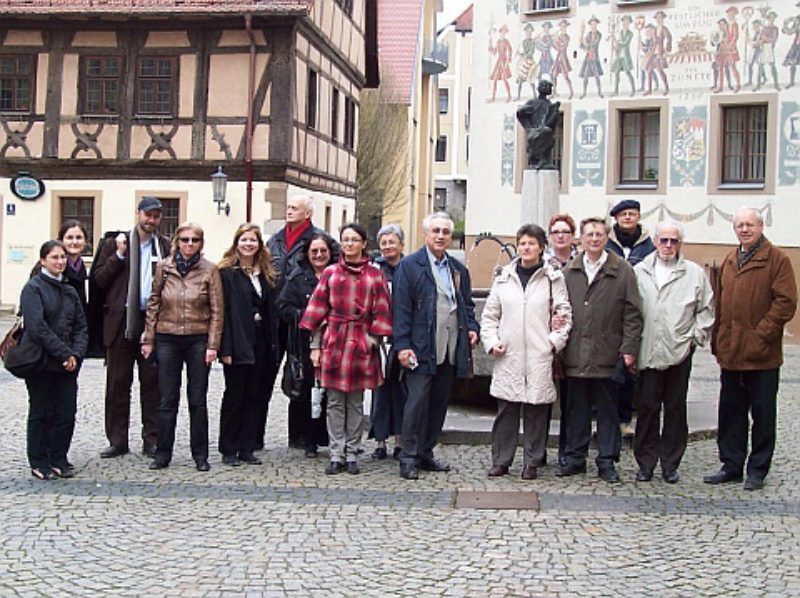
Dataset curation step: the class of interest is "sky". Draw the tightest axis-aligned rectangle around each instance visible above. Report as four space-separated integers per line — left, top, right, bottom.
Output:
441 0 472 27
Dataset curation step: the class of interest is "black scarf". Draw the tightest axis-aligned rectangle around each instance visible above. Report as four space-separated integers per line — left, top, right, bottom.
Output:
738 234 766 269
175 252 202 277
614 224 641 249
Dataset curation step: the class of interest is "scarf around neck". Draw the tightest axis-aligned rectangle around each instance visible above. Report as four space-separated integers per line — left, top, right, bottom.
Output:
738 234 766 269
614 223 641 249
175 251 202 277
125 227 162 340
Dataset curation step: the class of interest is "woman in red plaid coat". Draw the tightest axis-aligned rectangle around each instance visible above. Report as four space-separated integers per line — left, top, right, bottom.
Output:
300 223 392 475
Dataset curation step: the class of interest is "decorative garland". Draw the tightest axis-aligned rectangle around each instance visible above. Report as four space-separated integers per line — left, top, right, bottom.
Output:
607 200 774 226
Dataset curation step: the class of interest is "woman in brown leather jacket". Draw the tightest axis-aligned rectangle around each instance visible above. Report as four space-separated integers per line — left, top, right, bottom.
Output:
141 223 223 472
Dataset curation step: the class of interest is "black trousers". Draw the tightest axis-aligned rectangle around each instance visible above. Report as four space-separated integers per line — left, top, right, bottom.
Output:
400 359 454 466
154 334 210 462
563 377 621 470
218 325 278 457
718 368 780 480
617 369 637 425
370 374 406 442
26 371 78 470
291 383 329 451
104 325 159 450
634 354 693 474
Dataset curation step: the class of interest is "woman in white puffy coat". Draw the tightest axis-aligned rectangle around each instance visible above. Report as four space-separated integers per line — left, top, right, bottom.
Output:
481 224 572 480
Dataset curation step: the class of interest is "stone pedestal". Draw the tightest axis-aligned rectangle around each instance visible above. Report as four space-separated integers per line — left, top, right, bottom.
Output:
520 169 560 228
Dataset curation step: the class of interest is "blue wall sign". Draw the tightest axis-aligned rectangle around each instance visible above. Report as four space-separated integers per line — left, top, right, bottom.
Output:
10 173 45 200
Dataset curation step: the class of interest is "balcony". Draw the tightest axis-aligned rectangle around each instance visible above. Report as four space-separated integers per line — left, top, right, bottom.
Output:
422 39 449 75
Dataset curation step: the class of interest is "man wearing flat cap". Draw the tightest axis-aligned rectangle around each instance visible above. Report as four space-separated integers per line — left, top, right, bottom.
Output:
90 197 171 459
606 199 655 436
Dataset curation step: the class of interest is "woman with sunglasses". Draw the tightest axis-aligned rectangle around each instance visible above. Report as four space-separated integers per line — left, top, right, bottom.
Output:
300 223 392 475
276 232 338 457
141 223 223 472
217 223 279 466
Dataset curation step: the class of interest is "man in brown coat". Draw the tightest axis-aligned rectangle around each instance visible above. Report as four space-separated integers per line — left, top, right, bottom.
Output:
559 217 643 483
705 207 797 490
91 197 171 458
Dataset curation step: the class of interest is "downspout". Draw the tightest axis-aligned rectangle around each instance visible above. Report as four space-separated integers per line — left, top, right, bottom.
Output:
245 14 256 222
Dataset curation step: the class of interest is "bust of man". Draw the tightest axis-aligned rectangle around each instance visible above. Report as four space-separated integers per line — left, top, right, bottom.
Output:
516 80 561 170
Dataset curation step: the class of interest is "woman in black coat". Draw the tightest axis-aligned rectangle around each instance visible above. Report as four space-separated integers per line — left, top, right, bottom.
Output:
20 240 88 480
217 224 280 465
276 232 336 457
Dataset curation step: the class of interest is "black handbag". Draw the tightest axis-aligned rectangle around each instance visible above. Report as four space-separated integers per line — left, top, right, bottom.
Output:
4 338 46 379
280 315 305 401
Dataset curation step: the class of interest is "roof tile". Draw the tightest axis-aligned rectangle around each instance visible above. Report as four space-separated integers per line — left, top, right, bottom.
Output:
378 0 424 105
0 0 312 15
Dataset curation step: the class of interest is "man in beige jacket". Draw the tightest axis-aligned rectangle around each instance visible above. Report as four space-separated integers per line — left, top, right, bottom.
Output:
633 221 714 484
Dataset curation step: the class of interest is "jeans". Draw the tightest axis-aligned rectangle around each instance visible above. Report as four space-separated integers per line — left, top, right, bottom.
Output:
154 334 210 462
26 371 78 470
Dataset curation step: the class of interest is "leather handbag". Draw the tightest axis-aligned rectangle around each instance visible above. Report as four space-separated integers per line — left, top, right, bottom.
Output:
0 316 23 362
3 338 46 379
280 315 305 401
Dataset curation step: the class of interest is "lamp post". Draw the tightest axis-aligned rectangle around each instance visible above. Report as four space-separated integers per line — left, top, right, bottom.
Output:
211 165 230 216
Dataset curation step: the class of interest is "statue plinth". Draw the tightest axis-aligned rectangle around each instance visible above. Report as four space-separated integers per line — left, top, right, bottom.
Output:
521 170 559 228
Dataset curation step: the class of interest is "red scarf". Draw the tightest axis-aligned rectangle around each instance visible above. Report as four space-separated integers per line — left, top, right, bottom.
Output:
285 219 311 251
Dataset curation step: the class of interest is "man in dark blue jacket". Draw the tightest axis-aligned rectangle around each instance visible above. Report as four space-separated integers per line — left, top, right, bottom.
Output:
392 212 480 480
605 199 656 436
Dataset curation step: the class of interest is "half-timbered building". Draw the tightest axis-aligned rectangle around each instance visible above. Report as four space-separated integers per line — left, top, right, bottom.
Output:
0 0 378 304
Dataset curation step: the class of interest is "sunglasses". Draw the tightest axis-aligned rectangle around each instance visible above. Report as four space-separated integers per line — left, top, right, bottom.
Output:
658 237 680 246
179 236 202 244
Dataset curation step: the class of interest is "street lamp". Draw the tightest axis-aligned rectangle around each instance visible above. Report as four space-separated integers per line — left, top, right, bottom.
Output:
211 165 230 216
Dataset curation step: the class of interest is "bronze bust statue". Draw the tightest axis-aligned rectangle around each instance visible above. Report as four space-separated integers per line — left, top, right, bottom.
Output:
516 80 561 170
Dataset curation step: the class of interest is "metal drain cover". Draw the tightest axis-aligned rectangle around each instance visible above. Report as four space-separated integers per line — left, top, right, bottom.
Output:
454 490 540 510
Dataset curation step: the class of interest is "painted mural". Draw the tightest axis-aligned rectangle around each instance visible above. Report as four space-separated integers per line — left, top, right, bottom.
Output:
670 106 707 188
779 100 800 184
486 3 800 102
571 109 606 187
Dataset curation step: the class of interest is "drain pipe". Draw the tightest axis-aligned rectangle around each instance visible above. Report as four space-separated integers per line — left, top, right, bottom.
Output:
244 14 256 222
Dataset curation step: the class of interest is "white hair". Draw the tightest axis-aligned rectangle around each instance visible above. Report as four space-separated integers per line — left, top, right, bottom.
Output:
377 223 405 243
422 211 454 233
289 195 315 215
733 206 763 224
653 220 685 241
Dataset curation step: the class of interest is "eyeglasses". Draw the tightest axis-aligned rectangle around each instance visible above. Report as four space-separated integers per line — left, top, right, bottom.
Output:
310 249 329 255
549 229 573 236
179 237 201 244
657 237 680 246
429 227 452 236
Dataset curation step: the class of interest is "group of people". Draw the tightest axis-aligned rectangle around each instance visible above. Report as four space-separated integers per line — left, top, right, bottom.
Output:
14 195 797 491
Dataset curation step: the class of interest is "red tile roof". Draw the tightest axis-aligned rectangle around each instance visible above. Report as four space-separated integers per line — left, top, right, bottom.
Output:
453 4 472 33
378 0 423 105
0 0 312 15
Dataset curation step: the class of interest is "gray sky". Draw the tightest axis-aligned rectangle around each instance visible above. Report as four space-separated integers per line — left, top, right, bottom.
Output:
441 0 471 27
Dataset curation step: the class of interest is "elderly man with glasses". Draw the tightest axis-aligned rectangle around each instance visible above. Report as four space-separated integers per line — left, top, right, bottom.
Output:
633 221 714 484
392 212 480 480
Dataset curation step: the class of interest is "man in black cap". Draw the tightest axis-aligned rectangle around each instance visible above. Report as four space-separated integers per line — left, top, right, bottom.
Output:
606 199 655 436
90 197 171 458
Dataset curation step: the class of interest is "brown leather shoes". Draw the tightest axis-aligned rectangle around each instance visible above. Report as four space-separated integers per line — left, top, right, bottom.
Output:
487 464 509 477
521 464 537 480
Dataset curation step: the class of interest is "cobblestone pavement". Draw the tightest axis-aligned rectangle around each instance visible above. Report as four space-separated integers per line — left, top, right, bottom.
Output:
0 342 798 596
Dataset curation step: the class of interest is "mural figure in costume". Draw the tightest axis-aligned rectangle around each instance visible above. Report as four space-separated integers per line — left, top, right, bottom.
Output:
611 15 636 97
579 16 604 99
516 23 539 99
490 24 514 102
758 12 781 91
552 19 574 100
783 3 800 89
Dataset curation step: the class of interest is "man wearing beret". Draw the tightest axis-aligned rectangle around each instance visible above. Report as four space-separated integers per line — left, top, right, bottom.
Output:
606 199 656 437
90 197 171 459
